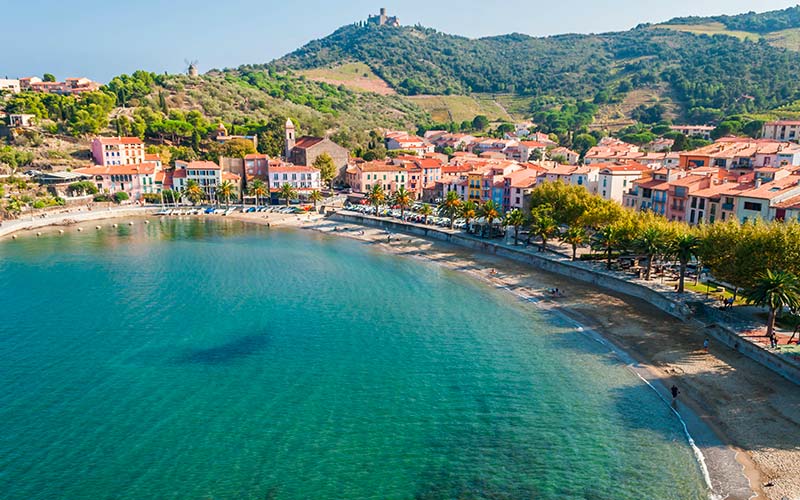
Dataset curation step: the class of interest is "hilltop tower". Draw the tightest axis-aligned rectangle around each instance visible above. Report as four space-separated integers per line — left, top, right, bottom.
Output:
285 118 296 160
367 8 399 27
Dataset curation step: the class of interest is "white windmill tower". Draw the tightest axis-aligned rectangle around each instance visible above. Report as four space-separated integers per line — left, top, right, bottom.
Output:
185 59 199 78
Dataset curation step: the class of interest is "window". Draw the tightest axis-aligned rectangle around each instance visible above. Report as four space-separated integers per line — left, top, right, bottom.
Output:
743 201 762 211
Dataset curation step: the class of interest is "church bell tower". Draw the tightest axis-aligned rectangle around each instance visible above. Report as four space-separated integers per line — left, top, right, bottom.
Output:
285 118 296 161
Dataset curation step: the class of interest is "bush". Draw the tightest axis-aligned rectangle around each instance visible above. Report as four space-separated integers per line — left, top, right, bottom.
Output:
142 193 162 204
93 194 112 202
113 192 130 203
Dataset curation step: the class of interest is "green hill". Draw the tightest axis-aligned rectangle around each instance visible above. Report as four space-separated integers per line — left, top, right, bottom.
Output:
272 11 800 124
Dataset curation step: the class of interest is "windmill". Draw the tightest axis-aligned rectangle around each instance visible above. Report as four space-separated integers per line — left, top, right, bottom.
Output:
185 59 199 77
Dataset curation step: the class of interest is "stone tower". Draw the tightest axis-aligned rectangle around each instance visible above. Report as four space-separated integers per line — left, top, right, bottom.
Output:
285 118 296 160
188 63 198 78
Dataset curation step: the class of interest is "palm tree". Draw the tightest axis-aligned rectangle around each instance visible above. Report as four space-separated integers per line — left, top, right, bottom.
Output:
635 226 667 281
418 204 433 224
530 207 557 252
460 200 478 232
393 186 413 220
439 191 462 229
744 270 800 347
248 179 268 208
279 183 298 207
367 184 385 216
670 233 700 294
561 226 587 261
184 180 205 206
504 209 526 245
593 224 624 270
308 189 323 209
216 180 236 208
479 200 501 238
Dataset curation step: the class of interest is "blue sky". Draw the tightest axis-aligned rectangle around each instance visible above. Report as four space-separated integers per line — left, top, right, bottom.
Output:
3 0 797 82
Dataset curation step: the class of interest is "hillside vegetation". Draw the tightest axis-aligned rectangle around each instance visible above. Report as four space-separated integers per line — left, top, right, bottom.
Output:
274 12 800 124
667 5 800 34
1 69 430 158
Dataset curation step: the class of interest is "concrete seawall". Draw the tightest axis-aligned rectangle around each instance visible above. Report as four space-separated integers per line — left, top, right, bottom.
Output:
0 207 159 239
330 211 800 386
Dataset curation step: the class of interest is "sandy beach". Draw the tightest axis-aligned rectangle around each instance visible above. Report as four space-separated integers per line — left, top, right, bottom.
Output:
4 209 799 499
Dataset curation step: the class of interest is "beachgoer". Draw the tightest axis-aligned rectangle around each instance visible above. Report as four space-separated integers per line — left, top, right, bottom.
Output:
703 338 709 352
387 234 391 243
671 385 680 401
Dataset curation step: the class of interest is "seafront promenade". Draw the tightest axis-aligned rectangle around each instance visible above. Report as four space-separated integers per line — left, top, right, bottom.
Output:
0 206 159 238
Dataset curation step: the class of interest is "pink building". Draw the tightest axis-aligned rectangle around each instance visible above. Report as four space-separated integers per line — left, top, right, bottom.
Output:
75 163 160 200
345 160 409 196
29 77 100 95
92 137 146 166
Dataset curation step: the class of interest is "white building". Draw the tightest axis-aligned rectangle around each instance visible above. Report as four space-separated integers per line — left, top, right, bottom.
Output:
597 163 646 203
174 160 240 198
268 165 321 192
0 79 20 93
762 121 800 142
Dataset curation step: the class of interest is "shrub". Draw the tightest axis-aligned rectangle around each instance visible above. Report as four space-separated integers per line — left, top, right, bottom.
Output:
142 193 162 204
113 192 130 203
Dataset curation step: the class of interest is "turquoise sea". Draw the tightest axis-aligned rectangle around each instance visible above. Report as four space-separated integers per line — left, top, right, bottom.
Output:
0 219 708 499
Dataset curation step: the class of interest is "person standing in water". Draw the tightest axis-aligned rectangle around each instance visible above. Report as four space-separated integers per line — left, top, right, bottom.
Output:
671 385 680 401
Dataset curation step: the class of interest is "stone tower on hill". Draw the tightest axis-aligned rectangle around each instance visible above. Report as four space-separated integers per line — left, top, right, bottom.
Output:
367 8 399 27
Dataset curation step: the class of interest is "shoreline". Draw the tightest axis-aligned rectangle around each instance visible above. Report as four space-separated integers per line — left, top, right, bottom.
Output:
299 218 760 500
0 206 159 239
4 210 798 499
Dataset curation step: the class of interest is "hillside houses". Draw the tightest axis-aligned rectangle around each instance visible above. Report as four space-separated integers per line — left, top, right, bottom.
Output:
385 131 435 156
584 138 677 168
344 130 800 225
18 76 101 95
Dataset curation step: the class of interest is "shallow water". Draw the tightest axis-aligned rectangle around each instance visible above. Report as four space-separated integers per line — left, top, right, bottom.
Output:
0 219 708 499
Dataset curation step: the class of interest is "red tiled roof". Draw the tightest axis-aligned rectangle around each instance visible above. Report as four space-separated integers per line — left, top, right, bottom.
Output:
93 136 144 146
76 162 158 176
179 161 221 170
271 165 319 173
293 137 324 149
